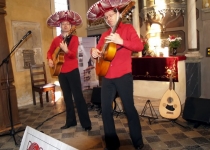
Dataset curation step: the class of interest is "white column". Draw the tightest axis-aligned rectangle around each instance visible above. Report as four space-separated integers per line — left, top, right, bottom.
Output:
143 0 147 8
185 0 201 65
133 0 142 57
133 0 140 37
187 0 197 50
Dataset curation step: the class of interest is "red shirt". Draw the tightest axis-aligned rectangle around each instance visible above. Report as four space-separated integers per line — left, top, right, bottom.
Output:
97 23 143 78
47 35 78 73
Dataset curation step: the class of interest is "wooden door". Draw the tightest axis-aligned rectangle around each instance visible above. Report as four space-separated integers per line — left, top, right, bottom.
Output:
0 0 21 132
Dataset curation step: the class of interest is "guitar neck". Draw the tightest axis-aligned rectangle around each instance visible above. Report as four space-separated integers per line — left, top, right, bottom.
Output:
101 18 122 53
112 17 121 33
169 73 174 90
100 1 135 53
62 26 76 44
63 35 71 44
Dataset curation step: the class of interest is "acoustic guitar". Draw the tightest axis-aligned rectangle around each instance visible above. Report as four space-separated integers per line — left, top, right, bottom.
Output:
95 1 135 76
159 72 181 119
50 26 76 76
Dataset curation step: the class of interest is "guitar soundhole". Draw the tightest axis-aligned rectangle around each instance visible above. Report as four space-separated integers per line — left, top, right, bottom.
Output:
167 97 173 103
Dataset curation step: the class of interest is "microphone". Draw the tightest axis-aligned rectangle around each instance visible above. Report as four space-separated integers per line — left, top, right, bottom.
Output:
21 31 32 41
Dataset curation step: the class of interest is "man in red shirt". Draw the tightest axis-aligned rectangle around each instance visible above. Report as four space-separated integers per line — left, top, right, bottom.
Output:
46 10 91 131
87 0 144 149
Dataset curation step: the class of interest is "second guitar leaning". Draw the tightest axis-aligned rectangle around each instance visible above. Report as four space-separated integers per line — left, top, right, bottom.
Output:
159 72 181 120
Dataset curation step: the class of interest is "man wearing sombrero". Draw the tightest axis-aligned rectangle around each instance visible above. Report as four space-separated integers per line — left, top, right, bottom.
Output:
87 0 144 149
46 10 92 131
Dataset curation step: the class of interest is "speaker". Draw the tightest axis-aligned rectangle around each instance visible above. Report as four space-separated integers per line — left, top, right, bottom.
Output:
91 87 101 104
182 97 210 124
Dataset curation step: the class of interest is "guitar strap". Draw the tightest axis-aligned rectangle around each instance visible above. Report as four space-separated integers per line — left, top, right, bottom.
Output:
65 35 73 47
117 46 123 51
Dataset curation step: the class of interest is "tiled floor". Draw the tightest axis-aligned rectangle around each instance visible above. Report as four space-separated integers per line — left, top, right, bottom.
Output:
0 97 210 150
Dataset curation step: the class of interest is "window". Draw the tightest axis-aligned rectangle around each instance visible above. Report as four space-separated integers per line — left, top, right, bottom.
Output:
54 0 69 35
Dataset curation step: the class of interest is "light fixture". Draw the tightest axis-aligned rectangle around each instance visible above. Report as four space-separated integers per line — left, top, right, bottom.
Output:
205 0 210 8
141 0 186 21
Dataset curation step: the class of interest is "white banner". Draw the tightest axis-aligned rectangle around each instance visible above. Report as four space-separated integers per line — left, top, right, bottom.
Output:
78 37 99 90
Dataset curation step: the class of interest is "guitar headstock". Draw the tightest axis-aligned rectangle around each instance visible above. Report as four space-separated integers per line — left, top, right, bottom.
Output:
67 25 76 37
111 1 135 33
64 26 76 40
120 1 135 20
168 70 177 79
168 69 177 90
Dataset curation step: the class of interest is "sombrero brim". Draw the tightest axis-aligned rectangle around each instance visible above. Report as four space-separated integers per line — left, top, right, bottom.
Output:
47 10 82 27
87 0 132 21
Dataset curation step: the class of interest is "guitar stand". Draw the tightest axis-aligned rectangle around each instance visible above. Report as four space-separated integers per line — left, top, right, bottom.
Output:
93 105 102 118
170 119 189 128
154 118 189 129
140 100 158 124
113 99 124 118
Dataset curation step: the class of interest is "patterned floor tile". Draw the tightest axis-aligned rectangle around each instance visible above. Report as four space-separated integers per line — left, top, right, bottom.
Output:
145 135 161 143
172 133 188 139
192 137 210 144
0 97 210 150
164 140 182 148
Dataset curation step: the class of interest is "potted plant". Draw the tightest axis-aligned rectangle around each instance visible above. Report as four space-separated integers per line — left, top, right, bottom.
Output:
168 35 182 55
142 38 149 57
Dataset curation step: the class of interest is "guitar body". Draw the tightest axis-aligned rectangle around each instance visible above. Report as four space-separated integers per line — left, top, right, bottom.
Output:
103 42 117 61
96 42 116 76
50 47 65 76
95 58 110 76
159 89 181 119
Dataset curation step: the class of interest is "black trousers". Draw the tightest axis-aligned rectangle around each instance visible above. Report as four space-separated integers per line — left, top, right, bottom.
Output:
101 73 143 149
58 68 91 128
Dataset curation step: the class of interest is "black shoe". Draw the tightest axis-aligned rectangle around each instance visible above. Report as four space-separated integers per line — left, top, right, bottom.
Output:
60 124 76 129
84 126 92 131
136 144 144 150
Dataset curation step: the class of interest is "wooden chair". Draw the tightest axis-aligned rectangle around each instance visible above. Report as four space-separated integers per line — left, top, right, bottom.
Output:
29 62 56 107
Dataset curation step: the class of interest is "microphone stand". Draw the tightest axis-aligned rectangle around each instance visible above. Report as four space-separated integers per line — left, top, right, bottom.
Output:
0 35 30 146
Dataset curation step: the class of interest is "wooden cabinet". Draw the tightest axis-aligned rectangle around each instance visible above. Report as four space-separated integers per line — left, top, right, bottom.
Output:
0 0 21 132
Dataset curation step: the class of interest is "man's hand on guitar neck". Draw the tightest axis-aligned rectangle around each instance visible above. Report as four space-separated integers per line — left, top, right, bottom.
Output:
60 41 68 53
91 48 101 59
105 33 123 45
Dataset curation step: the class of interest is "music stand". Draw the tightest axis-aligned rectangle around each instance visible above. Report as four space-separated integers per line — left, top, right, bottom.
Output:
0 31 31 145
0 54 19 145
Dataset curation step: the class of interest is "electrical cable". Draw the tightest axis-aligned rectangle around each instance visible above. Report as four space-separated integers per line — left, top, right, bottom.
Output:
35 110 66 130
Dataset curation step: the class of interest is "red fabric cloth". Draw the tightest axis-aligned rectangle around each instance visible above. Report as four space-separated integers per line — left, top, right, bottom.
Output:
132 56 186 82
96 22 143 78
47 34 78 73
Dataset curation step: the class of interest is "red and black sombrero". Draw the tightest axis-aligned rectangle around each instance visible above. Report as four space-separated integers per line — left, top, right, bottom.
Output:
47 10 82 27
87 0 132 21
